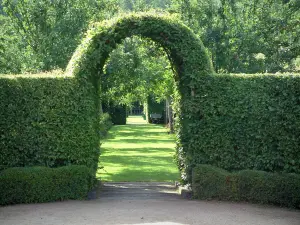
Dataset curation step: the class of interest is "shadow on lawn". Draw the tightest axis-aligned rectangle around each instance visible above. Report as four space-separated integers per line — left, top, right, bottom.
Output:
99 121 179 182
103 125 172 141
98 168 179 182
106 139 174 143
101 147 174 154
101 155 174 166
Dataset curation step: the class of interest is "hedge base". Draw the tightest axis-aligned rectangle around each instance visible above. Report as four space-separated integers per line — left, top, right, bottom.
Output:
192 164 300 208
0 165 94 205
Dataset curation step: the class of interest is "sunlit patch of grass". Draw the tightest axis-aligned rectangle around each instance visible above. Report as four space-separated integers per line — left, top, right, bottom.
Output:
97 116 180 182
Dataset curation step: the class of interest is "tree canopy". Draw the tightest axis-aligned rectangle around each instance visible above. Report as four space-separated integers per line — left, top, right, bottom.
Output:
0 0 299 74
101 36 174 107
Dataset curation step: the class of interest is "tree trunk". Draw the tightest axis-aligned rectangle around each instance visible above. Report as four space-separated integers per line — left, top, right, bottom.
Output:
166 96 174 133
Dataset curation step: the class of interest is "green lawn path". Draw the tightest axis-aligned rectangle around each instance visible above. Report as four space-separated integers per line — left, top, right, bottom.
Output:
97 116 180 182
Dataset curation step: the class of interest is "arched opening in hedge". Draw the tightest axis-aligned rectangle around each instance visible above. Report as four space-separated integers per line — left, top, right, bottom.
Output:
67 12 214 182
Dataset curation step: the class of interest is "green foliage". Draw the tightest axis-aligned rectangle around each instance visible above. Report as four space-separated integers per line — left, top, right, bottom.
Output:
99 113 113 137
184 73 300 177
238 170 300 208
148 96 165 115
0 15 22 74
192 164 238 200
67 12 300 183
102 36 174 107
67 12 214 182
0 165 93 205
1 0 120 72
1 0 299 73
120 0 173 12
67 12 213 79
178 0 300 73
192 164 300 208
103 103 127 125
2 12 300 187
0 72 100 172
147 95 165 124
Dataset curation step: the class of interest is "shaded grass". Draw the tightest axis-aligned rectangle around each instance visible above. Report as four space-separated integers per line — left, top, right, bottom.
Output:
97 116 180 182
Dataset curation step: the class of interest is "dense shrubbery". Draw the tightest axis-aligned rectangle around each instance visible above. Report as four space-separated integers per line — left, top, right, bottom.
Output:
192 164 300 208
147 96 165 124
0 73 100 172
66 13 214 182
0 165 93 205
99 113 113 137
103 103 127 125
179 73 300 181
192 165 238 200
1 13 300 193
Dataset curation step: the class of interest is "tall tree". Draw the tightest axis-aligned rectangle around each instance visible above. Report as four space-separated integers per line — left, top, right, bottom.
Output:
1 0 119 72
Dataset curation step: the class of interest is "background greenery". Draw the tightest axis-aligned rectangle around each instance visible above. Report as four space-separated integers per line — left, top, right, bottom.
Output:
103 103 127 125
99 113 113 138
0 0 299 74
0 0 300 205
1 12 300 183
101 36 174 108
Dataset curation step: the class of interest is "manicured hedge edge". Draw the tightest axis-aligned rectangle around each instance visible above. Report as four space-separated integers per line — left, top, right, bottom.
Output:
0 166 94 205
192 164 300 208
181 73 300 182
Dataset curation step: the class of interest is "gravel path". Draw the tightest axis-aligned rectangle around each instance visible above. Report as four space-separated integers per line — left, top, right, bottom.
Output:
1 182 299 225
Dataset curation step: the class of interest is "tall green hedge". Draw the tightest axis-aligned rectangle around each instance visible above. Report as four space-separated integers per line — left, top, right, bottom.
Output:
66 12 300 181
1 12 300 188
147 96 165 124
102 103 127 125
0 165 93 205
0 73 100 172
66 12 214 182
181 73 300 178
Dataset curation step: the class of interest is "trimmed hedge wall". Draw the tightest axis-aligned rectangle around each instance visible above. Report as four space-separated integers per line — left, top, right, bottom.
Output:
66 13 300 182
0 73 100 172
103 103 127 125
1 12 300 188
66 12 214 182
180 73 300 180
0 165 93 205
147 96 165 124
192 164 300 208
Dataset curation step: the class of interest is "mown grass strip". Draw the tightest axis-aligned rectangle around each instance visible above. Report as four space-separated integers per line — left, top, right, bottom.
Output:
97 116 179 182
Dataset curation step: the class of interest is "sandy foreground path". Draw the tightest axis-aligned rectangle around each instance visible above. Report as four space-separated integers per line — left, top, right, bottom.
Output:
1 196 299 225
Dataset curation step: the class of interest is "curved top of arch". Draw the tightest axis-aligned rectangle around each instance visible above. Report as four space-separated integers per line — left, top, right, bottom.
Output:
66 12 214 88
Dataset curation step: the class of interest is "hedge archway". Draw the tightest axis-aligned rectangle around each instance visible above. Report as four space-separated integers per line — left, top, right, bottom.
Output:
67 12 214 182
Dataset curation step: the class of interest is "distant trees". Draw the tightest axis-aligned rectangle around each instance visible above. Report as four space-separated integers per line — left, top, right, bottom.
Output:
0 0 299 74
101 37 174 108
179 0 300 73
0 0 119 73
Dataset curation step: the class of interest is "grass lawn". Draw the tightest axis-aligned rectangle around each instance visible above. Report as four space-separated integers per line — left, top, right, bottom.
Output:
97 115 180 182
